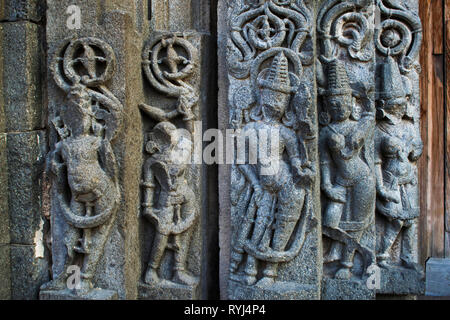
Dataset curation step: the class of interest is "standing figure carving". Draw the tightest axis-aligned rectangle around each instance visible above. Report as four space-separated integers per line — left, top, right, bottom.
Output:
374 0 424 290
319 57 376 280
141 122 198 286
229 50 316 287
41 38 123 297
139 33 201 298
225 0 320 300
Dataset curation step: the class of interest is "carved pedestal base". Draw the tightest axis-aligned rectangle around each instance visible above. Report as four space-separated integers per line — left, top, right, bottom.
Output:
228 280 319 300
377 267 425 296
138 281 200 300
322 279 375 300
39 289 118 300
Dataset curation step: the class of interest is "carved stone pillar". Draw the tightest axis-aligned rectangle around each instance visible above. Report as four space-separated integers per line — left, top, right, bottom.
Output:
219 0 322 300
41 0 144 300
374 0 425 297
137 0 216 300
318 0 377 300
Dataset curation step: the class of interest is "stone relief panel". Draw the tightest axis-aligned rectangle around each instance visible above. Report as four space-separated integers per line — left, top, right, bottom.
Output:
40 37 123 299
138 33 203 300
317 0 378 300
374 0 425 295
224 0 322 300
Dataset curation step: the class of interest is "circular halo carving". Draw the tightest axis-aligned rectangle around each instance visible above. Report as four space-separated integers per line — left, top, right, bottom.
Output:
142 35 199 97
52 37 116 91
375 20 412 57
64 38 115 86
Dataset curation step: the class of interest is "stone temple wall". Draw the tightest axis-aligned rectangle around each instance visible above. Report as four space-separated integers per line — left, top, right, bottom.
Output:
0 0 428 300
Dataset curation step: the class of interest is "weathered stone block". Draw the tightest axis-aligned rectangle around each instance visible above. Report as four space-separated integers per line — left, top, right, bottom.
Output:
10 245 49 300
0 134 9 245
0 245 11 299
322 278 375 300
425 258 450 296
229 281 317 300
40 289 118 300
138 281 200 300
7 131 46 245
0 22 43 133
378 267 425 296
0 0 44 22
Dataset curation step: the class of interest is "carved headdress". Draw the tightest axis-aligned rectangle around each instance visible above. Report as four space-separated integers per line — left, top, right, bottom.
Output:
378 56 408 102
258 52 293 94
324 59 352 97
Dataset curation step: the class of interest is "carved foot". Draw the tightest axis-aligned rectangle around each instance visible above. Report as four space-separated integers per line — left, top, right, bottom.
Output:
377 259 391 269
402 259 424 275
324 250 341 263
255 276 275 287
74 279 94 296
40 278 67 291
335 267 352 280
173 270 198 286
144 268 161 285
242 275 257 286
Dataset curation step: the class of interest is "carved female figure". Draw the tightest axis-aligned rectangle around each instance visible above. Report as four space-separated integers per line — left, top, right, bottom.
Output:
141 122 198 286
375 57 423 271
320 58 376 280
230 52 315 287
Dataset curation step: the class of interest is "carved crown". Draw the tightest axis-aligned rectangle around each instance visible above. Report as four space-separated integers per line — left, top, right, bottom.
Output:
257 52 292 94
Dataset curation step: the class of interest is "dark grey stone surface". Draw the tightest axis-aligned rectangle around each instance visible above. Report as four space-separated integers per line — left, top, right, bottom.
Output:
0 245 11 299
322 278 375 300
40 289 118 300
0 22 43 133
0 134 9 245
10 245 49 300
138 281 200 300
7 131 46 245
378 266 425 295
0 0 44 23
425 258 450 296
229 280 318 300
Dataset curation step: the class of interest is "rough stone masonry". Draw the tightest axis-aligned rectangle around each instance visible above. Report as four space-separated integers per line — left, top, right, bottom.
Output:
0 0 425 300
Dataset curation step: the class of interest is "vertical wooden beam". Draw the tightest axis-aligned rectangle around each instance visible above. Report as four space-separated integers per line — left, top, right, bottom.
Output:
419 0 446 263
445 0 450 258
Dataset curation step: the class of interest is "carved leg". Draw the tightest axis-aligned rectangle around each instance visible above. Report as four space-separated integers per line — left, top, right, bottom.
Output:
377 219 403 268
80 220 115 294
40 223 80 291
324 201 345 263
401 219 422 272
242 194 272 285
250 193 273 247
145 232 169 285
243 255 258 285
258 188 304 286
335 230 364 280
172 227 197 286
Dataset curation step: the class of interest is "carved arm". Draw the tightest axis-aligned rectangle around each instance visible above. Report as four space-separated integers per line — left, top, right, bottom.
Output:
139 103 179 122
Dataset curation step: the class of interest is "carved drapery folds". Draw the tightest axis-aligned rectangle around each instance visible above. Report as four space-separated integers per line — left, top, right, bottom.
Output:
374 0 424 295
41 37 123 299
139 33 202 300
226 0 321 300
